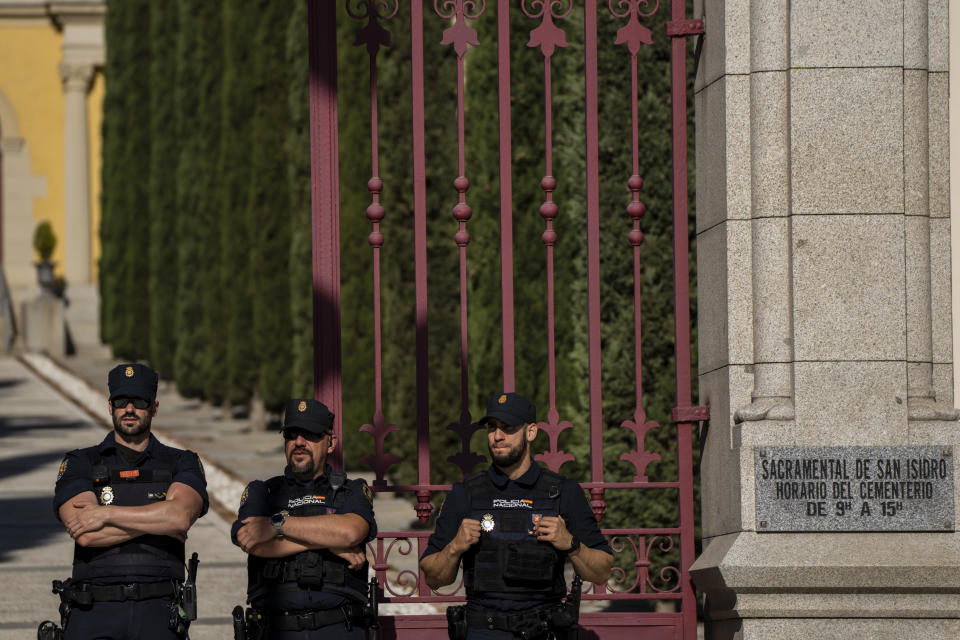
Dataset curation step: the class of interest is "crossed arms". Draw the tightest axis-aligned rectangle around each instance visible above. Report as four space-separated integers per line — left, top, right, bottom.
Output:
59 482 204 547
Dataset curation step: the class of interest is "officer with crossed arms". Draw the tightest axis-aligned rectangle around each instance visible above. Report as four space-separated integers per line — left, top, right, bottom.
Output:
420 392 613 639
50 363 207 639
232 399 377 639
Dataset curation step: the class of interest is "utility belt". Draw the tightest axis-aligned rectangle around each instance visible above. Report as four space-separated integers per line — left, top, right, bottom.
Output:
448 577 582 640
45 553 200 638
54 579 178 605
235 577 380 640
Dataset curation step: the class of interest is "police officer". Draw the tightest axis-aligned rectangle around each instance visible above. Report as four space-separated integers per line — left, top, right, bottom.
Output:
232 399 376 639
420 392 613 639
52 363 208 639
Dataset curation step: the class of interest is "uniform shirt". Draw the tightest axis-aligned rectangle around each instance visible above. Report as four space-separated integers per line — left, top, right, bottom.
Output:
53 432 209 583
422 462 612 611
231 465 377 611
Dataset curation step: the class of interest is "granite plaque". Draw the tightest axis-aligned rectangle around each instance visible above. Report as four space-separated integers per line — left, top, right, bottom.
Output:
755 446 954 532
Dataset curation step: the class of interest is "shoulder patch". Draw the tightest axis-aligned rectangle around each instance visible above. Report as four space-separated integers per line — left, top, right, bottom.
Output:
239 484 250 509
56 458 67 481
197 457 205 479
362 483 373 503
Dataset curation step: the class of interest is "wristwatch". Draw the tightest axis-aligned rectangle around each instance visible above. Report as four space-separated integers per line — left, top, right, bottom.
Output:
567 535 581 554
270 510 289 538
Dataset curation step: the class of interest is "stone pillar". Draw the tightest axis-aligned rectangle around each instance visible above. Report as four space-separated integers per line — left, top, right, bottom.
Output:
59 61 94 286
692 1 960 638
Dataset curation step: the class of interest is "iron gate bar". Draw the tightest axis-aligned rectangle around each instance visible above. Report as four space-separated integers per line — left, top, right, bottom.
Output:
667 2 706 638
526 0 575 475
353 0 402 489
409 0 433 538
439 0 485 481
496 0 516 392
307 0 344 470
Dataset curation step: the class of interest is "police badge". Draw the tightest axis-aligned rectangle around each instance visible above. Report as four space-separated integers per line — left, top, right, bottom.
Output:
100 486 115 505
481 513 496 533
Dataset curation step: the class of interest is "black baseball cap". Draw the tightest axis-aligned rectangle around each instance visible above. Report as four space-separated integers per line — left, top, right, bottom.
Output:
479 392 536 427
282 398 334 435
108 363 159 401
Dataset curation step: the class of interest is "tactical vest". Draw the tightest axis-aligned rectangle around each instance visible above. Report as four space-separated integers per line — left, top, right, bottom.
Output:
247 471 369 606
72 447 186 582
462 469 566 601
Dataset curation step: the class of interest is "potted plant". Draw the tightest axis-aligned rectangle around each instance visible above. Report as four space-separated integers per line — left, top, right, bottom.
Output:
33 221 57 295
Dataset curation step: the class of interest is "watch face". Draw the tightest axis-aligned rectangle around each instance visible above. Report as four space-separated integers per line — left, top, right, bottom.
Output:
271 513 283 524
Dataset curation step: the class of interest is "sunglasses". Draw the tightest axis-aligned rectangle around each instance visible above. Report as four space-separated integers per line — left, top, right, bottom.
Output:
282 429 328 443
111 397 152 410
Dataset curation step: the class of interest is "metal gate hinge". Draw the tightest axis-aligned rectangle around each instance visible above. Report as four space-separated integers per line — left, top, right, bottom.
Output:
665 19 704 38
671 405 710 423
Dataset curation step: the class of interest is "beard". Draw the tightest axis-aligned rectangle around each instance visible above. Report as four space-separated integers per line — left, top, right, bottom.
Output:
113 411 152 438
287 446 316 477
489 437 528 468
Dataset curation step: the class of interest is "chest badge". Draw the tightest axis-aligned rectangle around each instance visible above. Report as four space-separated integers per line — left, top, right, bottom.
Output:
99 486 115 505
481 513 496 533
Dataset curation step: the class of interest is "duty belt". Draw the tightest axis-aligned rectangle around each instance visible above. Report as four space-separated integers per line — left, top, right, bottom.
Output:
464 604 557 631
270 604 367 631
55 579 177 606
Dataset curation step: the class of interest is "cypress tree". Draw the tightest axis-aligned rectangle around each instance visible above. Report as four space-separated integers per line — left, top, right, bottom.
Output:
248 0 293 413
112 0 152 360
172 0 206 398
147 1 178 377
196 1 226 403
99 0 128 347
220 0 259 408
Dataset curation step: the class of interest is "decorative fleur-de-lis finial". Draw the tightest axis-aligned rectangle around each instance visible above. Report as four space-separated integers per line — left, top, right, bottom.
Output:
610 0 659 54
436 0 485 57
522 0 573 59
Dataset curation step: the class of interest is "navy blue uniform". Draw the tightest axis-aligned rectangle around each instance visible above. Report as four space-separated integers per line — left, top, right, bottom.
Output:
53 433 208 640
422 463 611 639
231 465 377 639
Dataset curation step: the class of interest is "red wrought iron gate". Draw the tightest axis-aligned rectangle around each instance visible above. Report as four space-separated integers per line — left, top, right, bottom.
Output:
307 1 705 637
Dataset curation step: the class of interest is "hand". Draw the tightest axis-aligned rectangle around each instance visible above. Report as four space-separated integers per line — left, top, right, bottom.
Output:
533 516 574 551
236 516 276 553
452 518 481 554
64 501 108 539
330 545 367 570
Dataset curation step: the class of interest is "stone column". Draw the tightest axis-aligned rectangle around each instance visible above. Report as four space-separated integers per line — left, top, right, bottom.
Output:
692 1 960 638
59 61 94 286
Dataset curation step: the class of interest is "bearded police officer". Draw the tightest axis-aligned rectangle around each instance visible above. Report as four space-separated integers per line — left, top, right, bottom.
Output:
50 363 208 639
232 399 377 639
420 392 613 639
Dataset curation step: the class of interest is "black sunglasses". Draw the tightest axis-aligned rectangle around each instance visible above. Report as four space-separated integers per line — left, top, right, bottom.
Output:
111 397 152 410
282 428 327 443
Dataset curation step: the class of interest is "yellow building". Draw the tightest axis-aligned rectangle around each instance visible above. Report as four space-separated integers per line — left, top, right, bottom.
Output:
0 0 104 347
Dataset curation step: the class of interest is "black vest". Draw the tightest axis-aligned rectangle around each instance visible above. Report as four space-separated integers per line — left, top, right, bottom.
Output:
247 472 369 606
72 447 185 582
463 469 566 601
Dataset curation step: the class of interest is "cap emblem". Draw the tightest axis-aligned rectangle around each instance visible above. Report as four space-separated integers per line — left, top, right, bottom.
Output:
481 513 496 532
498 394 507 404
124 366 134 378
298 400 307 412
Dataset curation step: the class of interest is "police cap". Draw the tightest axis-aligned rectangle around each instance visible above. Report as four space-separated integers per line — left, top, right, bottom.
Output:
108 363 159 401
479 392 536 427
282 398 334 435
